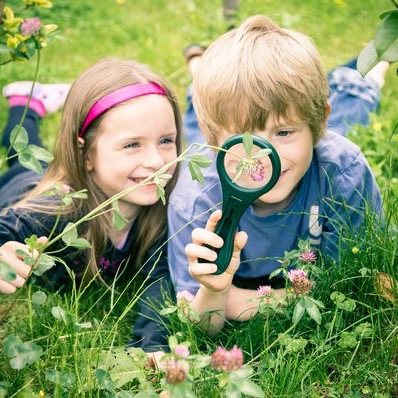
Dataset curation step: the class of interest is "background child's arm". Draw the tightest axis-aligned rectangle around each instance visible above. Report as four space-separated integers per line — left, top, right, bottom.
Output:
186 210 248 334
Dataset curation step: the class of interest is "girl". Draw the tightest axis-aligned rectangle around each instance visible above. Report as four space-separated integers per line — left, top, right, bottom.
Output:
0 58 182 351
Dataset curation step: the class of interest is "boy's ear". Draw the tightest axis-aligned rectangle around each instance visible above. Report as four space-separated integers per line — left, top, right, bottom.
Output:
324 100 331 126
78 137 94 171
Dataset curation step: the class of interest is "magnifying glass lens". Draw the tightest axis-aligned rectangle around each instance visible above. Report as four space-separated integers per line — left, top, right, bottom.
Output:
224 143 273 190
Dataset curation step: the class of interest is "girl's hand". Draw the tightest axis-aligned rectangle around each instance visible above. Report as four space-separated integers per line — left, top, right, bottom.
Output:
0 237 47 294
185 210 248 293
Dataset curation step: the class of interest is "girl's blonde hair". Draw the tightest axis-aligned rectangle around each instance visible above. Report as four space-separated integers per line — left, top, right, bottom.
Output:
16 58 182 281
193 15 329 146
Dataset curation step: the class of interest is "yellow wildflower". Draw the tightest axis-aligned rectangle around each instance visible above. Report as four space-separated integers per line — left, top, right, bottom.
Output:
351 247 359 254
43 24 58 35
333 0 346 7
3 6 23 32
372 122 382 132
6 34 22 49
117 0 126 4
39 390 45 397
23 0 53 8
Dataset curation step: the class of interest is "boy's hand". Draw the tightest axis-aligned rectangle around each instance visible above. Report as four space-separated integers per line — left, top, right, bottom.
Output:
0 237 47 294
185 210 248 293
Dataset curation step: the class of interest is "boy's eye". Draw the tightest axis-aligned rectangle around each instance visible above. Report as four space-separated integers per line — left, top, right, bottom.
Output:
124 142 139 149
276 130 291 137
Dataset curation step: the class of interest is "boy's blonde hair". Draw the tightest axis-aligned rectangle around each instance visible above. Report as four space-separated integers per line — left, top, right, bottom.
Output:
193 15 329 146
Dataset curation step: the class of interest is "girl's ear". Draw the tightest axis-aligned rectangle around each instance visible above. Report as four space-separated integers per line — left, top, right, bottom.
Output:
78 137 94 171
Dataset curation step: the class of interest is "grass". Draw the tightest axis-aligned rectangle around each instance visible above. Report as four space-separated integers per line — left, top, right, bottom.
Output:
0 0 397 397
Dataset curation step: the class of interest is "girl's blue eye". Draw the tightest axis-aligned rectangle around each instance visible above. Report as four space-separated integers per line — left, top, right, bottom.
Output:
160 137 175 145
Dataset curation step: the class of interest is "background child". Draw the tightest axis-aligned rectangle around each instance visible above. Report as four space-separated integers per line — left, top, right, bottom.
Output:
0 58 182 351
167 15 384 333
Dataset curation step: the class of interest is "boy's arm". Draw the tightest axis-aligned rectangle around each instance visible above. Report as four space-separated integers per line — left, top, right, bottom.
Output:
225 285 286 320
186 210 248 334
321 147 382 258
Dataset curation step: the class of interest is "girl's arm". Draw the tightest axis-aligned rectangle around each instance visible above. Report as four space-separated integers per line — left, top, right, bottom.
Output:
185 210 248 334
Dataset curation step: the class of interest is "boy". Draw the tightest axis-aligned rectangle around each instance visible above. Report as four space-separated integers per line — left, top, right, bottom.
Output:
167 15 383 333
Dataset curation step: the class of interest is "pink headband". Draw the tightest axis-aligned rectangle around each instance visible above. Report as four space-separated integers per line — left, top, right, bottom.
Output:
79 82 168 137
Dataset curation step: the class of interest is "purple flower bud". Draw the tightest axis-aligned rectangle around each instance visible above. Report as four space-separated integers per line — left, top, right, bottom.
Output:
257 285 272 298
211 345 244 372
299 250 317 263
173 344 190 358
247 158 265 182
163 359 189 385
21 17 41 37
288 269 313 296
176 290 194 303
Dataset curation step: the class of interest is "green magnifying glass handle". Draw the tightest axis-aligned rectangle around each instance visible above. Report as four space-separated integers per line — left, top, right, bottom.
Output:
211 195 246 275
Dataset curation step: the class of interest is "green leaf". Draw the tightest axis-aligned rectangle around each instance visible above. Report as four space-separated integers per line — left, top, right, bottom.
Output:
243 132 253 157
189 153 213 167
252 148 272 159
62 223 78 246
75 322 93 329
3 335 23 358
33 254 55 276
32 291 47 306
0 260 17 281
339 332 357 349
69 238 91 249
292 298 305 324
159 305 177 315
237 379 265 397
355 322 373 339
357 41 379 77
52 306 67 324
304 296 322 325
156 184 166 205
269 268 283 279
112 201 128 231
188 161 204 184
96 369 116 392
4 336 43 370
10 125 29 152
337 298 356 312
375 11 398 62
27 144 54 163
18 149 43 174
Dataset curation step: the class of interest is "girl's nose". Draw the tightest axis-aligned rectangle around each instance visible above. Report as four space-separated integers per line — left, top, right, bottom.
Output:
143 147 165 170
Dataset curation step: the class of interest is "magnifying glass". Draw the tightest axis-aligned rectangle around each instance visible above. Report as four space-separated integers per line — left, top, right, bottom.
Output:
200 134 281 275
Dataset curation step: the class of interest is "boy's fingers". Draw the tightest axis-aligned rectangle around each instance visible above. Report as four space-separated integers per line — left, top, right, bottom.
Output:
189 262 218 276
191 229 223 248
185 243 217 263
235 231 248 250
225 231 248 274
205 210 222 232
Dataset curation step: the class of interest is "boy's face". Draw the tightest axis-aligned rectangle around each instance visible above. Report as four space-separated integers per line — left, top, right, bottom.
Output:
216 108 314 215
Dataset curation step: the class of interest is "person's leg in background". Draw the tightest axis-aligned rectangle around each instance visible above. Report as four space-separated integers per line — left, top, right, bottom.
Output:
327 60 389 136
1 82 70 186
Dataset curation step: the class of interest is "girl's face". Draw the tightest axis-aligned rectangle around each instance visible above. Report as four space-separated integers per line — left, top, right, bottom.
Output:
85 94 178 219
